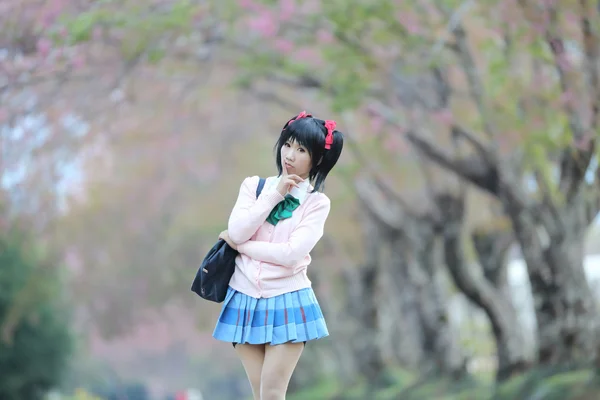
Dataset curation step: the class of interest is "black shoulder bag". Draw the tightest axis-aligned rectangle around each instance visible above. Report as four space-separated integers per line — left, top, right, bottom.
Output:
191 177 267 302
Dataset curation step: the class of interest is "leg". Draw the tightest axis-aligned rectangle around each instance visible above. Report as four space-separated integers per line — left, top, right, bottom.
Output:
260 342 304 400
235 344 266 400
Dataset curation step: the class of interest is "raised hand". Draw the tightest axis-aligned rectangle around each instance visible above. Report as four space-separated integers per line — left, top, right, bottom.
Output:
276 155 304 196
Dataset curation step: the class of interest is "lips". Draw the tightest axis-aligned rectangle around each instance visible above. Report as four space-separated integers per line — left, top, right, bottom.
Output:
285 162 294 169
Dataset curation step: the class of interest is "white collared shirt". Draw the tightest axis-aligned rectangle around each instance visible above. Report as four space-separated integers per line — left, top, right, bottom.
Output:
263 175 311 204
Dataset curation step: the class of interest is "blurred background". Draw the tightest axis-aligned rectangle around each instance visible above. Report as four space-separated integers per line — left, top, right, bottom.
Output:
2 0 600 399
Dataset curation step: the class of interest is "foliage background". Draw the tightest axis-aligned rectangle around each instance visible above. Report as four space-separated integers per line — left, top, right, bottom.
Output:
2 0 600 399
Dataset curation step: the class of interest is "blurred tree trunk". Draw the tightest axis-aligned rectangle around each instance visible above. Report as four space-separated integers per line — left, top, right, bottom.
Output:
472 227 533 379
341 211 385 383
384 222 466 377
380 230 426 369
411 228 466 378
471 228 513 299
356 176 466 378
505 192 598 364
436 193 532 380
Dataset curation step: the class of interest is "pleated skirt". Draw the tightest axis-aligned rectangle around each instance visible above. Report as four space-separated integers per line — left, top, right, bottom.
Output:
212 286 329 346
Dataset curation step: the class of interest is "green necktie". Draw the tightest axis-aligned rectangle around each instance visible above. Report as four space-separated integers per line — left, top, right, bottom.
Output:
266 194 300 225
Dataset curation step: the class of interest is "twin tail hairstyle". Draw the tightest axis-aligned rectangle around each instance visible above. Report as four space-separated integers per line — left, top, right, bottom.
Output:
273 111 344 193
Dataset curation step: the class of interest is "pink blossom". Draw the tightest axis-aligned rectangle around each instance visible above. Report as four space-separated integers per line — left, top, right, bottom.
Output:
59 26 69 39
37 37 52 57
64 248 83 274
533 12 550 34
300 0 321 14
421 2 437 15
556 53 571 71
193 8 205 22
165 135 178 151
71 54 85 70
564 11 578 26
247 10 278 37
384 134 407 153
432 109 454 126
498 131 522 152
273 38 294 54
532 116 544 128
365 102 381 117
396 12 421 35
369 115 384 134
574 134 593 151
317 29 334 44
559 90 574 108
239 0 261 10
292 47 323 66
41 0 66 28
93 27 103 41
280 0 296 21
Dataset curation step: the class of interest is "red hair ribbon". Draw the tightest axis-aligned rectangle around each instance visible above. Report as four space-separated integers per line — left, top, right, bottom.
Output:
324 120 336 149
289 110 310 124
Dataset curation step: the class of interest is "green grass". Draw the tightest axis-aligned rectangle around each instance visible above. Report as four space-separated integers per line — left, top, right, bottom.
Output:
287 378 342 400
289 367 600 400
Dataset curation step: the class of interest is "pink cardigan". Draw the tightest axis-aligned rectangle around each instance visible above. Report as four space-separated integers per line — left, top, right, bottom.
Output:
227 175 331 298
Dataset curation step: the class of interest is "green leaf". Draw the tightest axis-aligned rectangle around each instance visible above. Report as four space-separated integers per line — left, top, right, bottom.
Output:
147 47 166 64
64 11 105 44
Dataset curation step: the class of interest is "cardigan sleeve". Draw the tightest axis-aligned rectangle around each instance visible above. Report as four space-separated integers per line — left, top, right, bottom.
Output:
237 195 331 268
227 176 285 244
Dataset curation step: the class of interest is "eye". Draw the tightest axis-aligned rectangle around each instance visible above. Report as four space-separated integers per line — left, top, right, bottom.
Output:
284 142 291 147
298 148 306 153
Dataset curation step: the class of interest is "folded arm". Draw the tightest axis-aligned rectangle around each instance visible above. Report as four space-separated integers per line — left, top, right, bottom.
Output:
227 176 285 244
237 197 331 268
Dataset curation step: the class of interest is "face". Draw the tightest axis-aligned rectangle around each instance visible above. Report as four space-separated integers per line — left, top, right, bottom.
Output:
281 138 312 179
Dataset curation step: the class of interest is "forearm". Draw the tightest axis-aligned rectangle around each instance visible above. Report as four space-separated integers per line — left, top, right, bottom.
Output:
227 178 285 243
237 240 304 268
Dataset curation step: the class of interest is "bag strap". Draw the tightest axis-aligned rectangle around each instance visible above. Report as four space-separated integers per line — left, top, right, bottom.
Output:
256 177 266 199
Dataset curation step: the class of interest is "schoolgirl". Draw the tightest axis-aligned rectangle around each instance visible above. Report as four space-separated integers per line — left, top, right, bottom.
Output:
212 111 344 400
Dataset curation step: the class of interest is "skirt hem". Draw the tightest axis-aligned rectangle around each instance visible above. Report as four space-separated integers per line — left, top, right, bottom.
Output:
214 334 329 346
212 286 329 346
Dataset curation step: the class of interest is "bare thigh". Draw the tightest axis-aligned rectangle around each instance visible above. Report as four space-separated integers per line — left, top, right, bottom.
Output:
235 344 266 400
260 342 304 400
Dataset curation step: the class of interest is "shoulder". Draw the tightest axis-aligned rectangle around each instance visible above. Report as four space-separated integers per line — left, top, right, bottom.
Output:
305 191 331 212
238 175 260 191
241 175 260 185
238 176 281 197
240 175 278 186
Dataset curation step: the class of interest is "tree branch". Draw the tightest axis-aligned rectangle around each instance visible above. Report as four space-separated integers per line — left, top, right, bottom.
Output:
525 2 596 201
435 2 498 140
405 131 498 195
532 168 565 236
580 0 600 130
451 125 494 162
355 174 407 231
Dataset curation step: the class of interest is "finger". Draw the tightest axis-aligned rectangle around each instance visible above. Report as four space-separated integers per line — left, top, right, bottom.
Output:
285 179 300 189
288 174 304 182
281 155 288 176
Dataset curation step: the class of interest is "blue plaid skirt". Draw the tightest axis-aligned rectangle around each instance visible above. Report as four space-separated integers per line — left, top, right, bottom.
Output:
212 286 329 345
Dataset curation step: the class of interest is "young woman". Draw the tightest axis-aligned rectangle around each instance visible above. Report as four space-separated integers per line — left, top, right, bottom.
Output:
212 111 344 400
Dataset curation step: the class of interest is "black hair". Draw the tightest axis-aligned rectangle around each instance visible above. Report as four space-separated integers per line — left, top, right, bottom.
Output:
274 112 344 193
